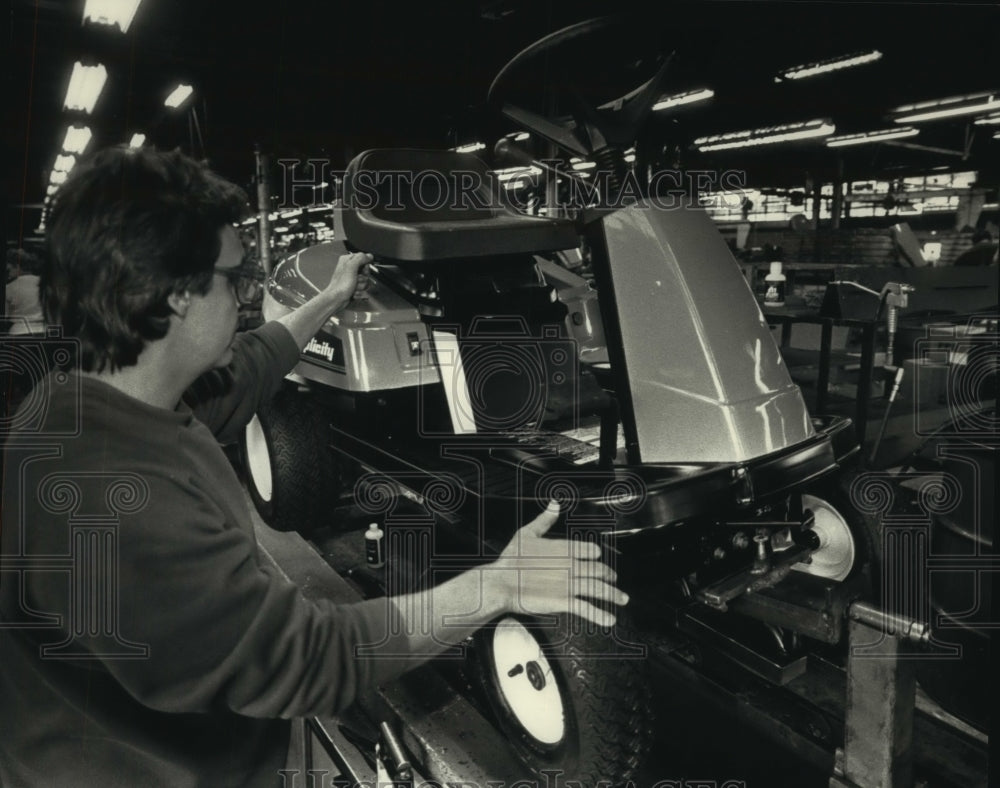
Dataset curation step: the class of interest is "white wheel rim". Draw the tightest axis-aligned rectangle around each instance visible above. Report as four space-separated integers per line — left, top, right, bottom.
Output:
245 414 273 503
492 618 565 745
792 494 856 582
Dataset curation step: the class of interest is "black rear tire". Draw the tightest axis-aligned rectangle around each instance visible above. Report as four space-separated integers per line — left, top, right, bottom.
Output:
241 388 336 534
473 614 653 788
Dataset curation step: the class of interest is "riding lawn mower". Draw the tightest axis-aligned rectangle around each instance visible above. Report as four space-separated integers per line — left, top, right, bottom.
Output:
239 18 915 787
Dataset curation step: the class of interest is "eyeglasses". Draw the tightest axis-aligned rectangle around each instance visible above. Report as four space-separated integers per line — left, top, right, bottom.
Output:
214 258 265 305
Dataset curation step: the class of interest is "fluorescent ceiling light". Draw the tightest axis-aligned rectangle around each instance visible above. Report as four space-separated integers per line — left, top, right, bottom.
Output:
495 166 540 181
826 127 919 147
653 87 714 111
50 170 68 185
453 142 486 153
571 160 596 170
129 132 146 148
61 125 93 155
778 50 882 81
64 62 107 113
53 154 77 172
164 84 193 108
994 131 1000 140
892 92 1000 123
46 184 59 196
974 112 1000 126
83 0 142 33
695 119 835 151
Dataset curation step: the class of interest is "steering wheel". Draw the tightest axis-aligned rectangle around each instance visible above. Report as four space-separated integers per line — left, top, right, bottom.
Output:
488 17 673 165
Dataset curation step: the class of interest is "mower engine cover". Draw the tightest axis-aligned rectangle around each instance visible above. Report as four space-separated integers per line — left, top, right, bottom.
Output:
262 241 440 391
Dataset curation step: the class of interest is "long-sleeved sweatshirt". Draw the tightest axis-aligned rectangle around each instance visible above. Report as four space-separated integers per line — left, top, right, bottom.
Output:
1 322 408 787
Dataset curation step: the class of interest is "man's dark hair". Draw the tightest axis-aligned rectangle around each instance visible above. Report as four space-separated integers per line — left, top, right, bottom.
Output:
42 146 249 372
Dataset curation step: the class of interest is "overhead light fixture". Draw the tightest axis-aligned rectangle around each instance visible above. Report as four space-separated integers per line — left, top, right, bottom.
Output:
64 62 107 113
53 154 77 172
82 0 143 33
826 127 920 147
494 165 541 181
129 132 146 148
453 142 486 153
570 160 596 170
50 170 68 185
892 92 1000 123
695 119 835 151
61 125 93 155
164 84 193 109
653 87 714 111
46 184 59 197
993 131 1000 140
777 50 882 81
974 112 1000 126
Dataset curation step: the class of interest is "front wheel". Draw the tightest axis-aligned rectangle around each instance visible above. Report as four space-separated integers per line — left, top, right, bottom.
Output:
790 476 881 599
473 614 653 787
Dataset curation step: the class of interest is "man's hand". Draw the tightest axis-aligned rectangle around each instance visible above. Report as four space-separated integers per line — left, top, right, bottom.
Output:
383 501 627 660
487 501 628 627
276 251 373 349
322 252 372 311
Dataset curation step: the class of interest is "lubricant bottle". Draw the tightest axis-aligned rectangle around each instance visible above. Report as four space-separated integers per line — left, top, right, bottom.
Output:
763 261 786 307
365 522 385 568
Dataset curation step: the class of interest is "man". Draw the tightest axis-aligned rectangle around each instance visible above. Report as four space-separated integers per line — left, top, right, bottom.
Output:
0 146 625 787
4 248 44 335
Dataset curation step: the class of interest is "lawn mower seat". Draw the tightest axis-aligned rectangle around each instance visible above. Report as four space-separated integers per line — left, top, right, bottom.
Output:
341 148 579 261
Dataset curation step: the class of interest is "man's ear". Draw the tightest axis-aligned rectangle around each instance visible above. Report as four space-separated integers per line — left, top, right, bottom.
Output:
167 291 191 318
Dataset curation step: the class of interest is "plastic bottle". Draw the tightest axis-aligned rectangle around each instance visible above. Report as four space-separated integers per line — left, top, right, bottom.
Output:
763 262 786 307
365 523 385 568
